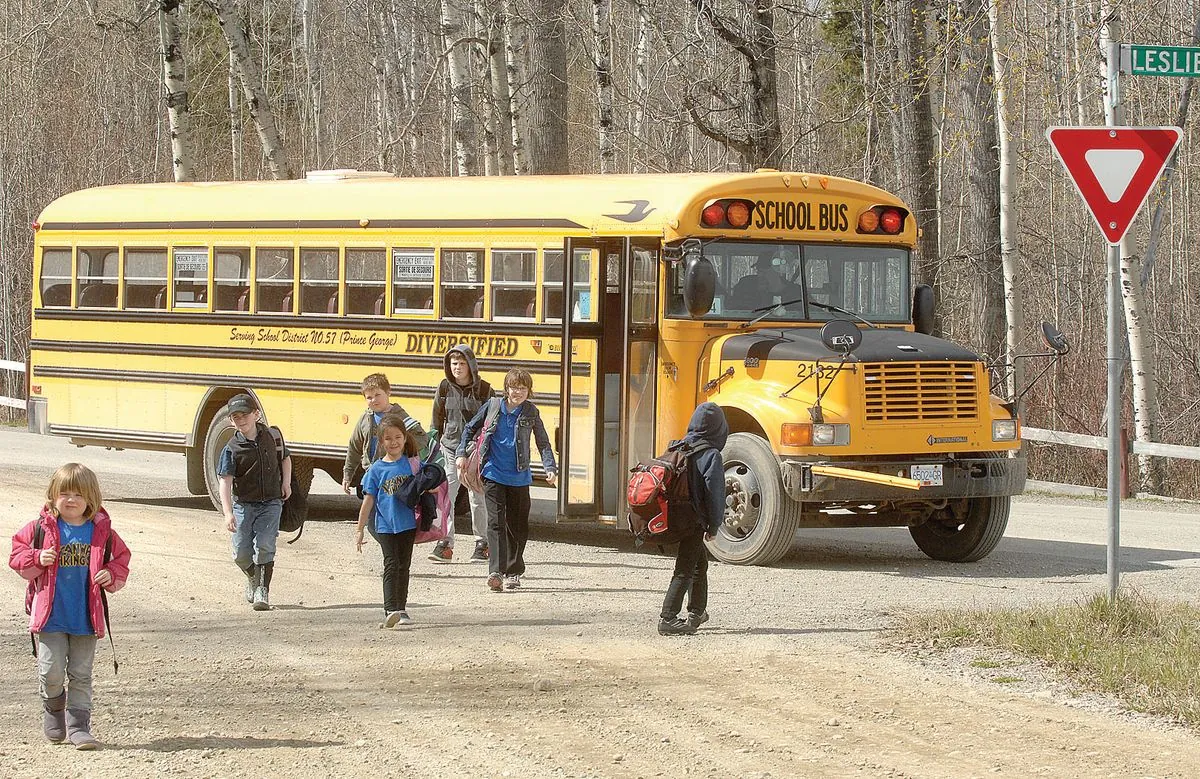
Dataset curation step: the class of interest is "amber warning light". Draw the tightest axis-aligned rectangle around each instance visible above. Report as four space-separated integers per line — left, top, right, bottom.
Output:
699 199 754 229
857 206 907 235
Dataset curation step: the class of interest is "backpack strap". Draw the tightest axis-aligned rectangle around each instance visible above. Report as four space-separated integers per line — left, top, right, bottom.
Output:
100 533 117 674
29 521 44 658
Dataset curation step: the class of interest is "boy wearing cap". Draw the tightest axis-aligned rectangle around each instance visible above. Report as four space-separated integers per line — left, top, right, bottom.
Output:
217 393 292 611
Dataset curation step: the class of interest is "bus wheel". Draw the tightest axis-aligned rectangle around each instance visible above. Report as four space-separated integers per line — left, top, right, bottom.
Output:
706 433 800 566
202 412 236 511
909 494 1010 562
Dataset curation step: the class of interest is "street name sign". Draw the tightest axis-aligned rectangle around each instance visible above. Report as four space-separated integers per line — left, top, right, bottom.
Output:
1123 44 1200 77
1046 126 1183 245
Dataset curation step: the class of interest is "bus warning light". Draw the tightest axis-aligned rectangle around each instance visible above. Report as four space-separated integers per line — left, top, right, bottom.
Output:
701 203 725 227
880 208 903 234
857 210 879 233
726 201 751 228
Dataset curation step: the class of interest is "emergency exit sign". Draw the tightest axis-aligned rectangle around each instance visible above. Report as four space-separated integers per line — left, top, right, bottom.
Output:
1124 44 1200 77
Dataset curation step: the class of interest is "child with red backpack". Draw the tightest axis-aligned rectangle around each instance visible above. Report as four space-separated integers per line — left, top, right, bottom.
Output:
9 463 131 749
657 403 727 635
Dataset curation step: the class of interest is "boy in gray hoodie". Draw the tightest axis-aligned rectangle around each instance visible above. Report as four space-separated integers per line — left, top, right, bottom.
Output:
428 345 494 562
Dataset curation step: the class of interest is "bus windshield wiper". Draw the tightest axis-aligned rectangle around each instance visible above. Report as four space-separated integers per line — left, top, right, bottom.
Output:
739 297 805 329
808 300 876 328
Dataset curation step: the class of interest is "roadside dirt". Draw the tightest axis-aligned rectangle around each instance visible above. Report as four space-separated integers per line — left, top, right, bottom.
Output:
1 429 1198 778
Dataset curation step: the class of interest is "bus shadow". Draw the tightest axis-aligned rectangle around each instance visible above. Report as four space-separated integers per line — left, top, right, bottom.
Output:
774 528 1200 578
110 495 213 511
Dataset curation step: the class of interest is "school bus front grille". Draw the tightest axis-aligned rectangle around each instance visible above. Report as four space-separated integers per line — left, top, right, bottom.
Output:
862 362 980 422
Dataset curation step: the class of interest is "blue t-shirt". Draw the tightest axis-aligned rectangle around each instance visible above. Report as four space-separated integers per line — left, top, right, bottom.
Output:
363 457 417 534
41 519 94 635
482 401 532 487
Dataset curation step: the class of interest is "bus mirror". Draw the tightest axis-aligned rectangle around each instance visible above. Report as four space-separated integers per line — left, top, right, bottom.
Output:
682 255 716 317
1041 322 1069 355
912 284 934 334
820 320 862 355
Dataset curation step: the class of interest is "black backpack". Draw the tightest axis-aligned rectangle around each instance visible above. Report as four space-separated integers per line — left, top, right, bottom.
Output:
626 441 707 547
267 426 309 542
29 522 118 673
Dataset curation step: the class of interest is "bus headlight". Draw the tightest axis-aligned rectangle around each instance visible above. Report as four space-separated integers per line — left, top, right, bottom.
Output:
813 424 850 446
992 419 1018 441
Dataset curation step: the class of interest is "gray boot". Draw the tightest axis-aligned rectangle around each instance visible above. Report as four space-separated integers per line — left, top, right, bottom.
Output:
243 564 257 603
42 692 66 743
65 708 98 750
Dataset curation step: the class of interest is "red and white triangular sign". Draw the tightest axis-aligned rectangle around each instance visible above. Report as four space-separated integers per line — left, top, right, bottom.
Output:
1046 126 1182 245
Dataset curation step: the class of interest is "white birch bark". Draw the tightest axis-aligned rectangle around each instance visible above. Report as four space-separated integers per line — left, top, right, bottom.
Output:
631 0 648 173
989 0 1022 397
593 0 614 173
441 0 478 175
228 44 243 179
503 0 528 175
213 0 295 179
158 0 194 182
300 0 325 166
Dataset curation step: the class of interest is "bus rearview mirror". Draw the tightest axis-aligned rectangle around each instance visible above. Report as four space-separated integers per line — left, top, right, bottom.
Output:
683 255 716 317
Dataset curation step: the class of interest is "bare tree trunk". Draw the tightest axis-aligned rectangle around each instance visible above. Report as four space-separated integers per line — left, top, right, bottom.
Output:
158 0 194 182
521 0 568 173
483 0 514 175
441 0 478 175
228 42 244 179
300 0 325 167
212 0 295 179
860 0 877 184
592 0 614 173
989 0 1022 397
631 0 649 173
503 0 528 174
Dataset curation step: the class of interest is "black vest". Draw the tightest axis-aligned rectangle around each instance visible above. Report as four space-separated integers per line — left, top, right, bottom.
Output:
228 423 283 503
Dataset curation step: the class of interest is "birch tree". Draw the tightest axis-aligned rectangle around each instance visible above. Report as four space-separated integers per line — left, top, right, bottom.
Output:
989 0 1022 396
592 0 614 173
442 0 479 175
158 0 194 182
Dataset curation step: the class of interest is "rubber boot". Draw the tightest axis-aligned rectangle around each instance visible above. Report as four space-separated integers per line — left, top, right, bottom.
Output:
65 708 98 750
42 692 66 743
252 562 273 611
242 564 257 603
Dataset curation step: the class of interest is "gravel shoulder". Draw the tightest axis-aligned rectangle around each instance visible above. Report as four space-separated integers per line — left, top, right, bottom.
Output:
1 428 1198 778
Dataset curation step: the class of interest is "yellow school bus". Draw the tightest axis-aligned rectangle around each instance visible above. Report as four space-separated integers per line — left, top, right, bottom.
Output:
27 169 1026 565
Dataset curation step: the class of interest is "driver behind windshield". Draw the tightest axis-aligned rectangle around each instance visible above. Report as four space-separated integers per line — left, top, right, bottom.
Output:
728 251 804 311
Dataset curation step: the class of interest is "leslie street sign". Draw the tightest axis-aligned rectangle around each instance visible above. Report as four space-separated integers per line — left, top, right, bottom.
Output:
1122 44 1200 77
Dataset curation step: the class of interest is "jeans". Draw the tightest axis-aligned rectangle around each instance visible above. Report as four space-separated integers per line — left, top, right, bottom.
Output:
483 479 530 577
377 529 416 613
231 498 282 569
37 633 98 710
660 530 709 620
442 453 487 548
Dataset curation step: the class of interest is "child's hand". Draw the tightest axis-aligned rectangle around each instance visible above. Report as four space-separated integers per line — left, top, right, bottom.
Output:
282 482 292 500
455 456 467 470
224 513 236 533
341 477 352 495
38 548 56 567
546 472 558 487
94 568 112 587
355 529 365 553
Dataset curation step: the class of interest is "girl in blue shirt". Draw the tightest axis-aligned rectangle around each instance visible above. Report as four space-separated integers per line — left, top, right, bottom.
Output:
355 414 421 627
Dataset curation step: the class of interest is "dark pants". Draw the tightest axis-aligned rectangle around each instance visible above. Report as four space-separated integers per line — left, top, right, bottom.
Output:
661 530 709 619
377 529 416 613
483 479 531 577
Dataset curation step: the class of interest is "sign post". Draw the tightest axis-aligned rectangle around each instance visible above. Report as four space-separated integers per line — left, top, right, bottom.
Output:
1046 124 1182 601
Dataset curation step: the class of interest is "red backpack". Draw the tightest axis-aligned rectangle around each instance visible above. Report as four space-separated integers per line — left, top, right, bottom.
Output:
626 443 702 545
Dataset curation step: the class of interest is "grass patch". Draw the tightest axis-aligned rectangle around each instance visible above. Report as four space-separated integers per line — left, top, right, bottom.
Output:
895 590 1200 726
991 676 1024 684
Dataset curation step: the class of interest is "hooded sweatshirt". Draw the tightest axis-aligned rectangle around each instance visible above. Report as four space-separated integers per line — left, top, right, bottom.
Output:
431 344 494 455
670 402 729 535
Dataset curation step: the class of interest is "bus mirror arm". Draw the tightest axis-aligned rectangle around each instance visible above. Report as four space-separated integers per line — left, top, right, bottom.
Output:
988 322 1070 413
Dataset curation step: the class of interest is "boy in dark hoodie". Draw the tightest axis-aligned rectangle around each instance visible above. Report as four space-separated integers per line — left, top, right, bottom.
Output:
428 345 494 562
659 402 728 636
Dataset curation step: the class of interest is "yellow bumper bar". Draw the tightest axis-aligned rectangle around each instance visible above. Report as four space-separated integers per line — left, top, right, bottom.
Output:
809 465 923 491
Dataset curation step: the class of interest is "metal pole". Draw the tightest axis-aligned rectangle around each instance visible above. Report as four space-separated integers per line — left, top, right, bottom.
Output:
1106 41 1122 602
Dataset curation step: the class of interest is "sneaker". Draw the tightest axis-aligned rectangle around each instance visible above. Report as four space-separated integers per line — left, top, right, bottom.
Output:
383 611 404 628
657 617 696 636
395 611 413 625
487 573 504 592
469 541 489 563
252 586 270 611
686 611 710 630
504 575 521 590
428 540 453 563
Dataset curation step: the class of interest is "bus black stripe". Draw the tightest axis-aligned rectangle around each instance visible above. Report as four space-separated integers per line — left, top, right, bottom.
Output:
38 218 586 231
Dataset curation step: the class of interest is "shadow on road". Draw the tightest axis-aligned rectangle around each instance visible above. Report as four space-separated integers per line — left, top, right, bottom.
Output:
114 735 343 752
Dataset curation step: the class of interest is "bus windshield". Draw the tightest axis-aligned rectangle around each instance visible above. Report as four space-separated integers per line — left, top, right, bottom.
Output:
667 241 911 324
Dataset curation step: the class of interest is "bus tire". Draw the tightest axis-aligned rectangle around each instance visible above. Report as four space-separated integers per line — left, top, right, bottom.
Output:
909 494 1010 562
202 412 236 512
706 432 800 566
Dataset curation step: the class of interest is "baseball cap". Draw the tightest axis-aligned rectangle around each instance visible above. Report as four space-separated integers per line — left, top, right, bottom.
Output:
226 394 258 415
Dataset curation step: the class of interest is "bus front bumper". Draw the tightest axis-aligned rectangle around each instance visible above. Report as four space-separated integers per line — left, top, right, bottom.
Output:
780 455 1027 503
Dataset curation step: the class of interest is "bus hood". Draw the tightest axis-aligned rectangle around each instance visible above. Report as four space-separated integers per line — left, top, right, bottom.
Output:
718 327 982 364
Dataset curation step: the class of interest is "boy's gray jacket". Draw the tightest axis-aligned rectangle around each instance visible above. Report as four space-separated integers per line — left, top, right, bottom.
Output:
431 344 494 455
461 399 557 477
342 402 429 483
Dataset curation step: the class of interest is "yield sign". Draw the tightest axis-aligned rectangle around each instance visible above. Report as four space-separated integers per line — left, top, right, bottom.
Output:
1046 126 1183 245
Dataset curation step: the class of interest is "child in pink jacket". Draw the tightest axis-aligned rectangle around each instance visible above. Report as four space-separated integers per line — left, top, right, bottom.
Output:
9 463 131 750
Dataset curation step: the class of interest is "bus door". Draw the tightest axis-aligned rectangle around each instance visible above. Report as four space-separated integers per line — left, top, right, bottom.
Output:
558 238 618 522
619 239 660 529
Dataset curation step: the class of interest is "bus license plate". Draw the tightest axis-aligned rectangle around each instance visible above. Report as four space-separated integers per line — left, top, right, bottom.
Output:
910 464 943 486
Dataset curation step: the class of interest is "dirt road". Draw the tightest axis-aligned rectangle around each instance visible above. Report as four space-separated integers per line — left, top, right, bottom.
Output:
2 428 1198 778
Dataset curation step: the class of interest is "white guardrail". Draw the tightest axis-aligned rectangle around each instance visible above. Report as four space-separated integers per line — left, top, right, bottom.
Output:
0 359 26 410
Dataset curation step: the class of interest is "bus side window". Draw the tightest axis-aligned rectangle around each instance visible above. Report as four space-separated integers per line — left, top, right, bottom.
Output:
77 247 118 308
124 248 168 310
391 248 434 315
255 247 294 313
40 248 73 307
441 249 483 318
543 248 591 322
301 247 339 315
492 249 535 320
172 247 209 308
345 248 386 316
214 248 250 312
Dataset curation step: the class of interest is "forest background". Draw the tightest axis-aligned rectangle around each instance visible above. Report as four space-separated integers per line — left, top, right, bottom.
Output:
1 0 1198 495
